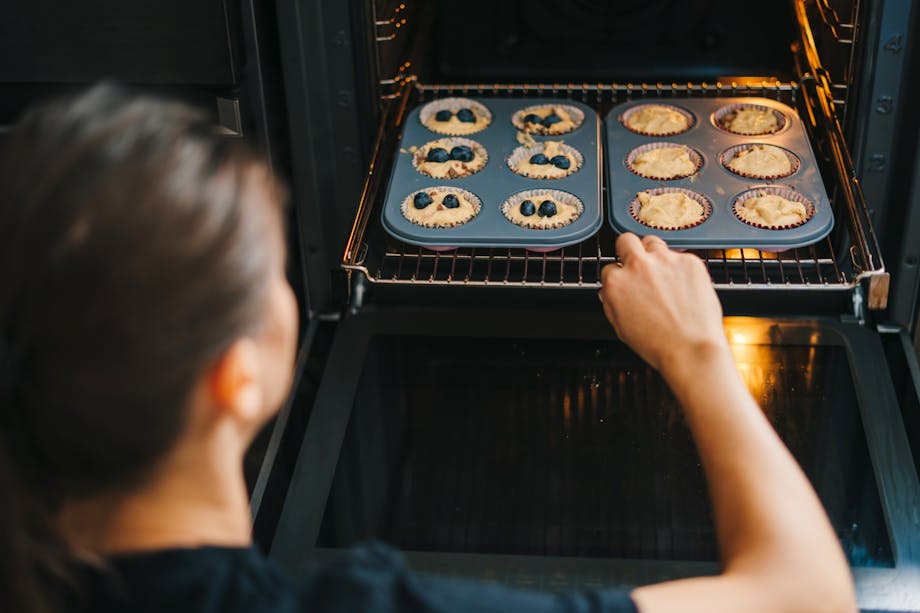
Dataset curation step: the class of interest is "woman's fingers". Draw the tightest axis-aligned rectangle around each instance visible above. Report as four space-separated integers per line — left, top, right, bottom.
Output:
641 234 669 254
615 232 645 265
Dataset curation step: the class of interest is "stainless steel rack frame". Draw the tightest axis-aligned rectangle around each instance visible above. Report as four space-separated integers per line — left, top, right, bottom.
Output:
342 78 888 312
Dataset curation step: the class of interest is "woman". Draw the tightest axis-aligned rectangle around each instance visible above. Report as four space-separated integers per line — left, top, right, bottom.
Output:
0 86 855 612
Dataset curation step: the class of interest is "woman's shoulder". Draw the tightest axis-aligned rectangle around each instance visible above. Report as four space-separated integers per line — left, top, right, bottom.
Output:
86 542 637 613
85 545 291 613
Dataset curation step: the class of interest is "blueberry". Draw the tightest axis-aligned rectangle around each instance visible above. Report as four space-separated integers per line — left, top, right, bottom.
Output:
435 109 453 122
523 113 542 124
449 145 474 162
542 113 562 127
426 147 450 163
519 200 536 216
456 108 476 123
538 200 557 217
442 194 460 209
413 192 433 209
550 155 571 169
529 153 550 165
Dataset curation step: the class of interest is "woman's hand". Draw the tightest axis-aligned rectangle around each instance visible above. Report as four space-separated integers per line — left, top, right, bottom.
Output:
599 233 727 374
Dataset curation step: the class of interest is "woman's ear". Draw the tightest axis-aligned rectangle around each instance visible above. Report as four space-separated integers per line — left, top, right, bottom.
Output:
208 339 263 425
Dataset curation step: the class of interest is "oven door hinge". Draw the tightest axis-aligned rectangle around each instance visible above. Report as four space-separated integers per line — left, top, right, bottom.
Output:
844 284 867 325
347 272 367 316
875 323 905 335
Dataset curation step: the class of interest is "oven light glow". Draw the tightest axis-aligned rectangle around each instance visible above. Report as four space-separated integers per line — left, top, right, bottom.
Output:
729 331 750 345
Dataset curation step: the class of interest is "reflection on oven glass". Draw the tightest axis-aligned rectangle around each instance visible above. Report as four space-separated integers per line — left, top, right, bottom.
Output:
318 335 892 568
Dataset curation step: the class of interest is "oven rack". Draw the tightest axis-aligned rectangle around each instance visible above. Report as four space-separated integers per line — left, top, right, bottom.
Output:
342 80 888 311
366 228 844 290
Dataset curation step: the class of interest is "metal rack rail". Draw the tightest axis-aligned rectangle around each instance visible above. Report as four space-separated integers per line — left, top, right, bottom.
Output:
367 230 844 289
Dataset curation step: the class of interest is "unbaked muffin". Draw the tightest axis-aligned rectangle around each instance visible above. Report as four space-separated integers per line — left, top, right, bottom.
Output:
715 104 784 135
733 188 813 229
511 104 585 136
722 144 798 180
627 143 701 180
419 98 492 135
507 141 582 180
413 138 488 179
620 104 693 136
631 189 710 230
402 187 481 228
501 189 583 230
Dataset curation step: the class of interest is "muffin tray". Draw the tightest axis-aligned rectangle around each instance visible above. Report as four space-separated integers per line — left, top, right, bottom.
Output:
381 98 602 250
605 97 834 249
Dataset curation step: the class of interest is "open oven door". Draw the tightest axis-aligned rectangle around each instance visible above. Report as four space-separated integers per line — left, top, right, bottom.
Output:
258 308 920 611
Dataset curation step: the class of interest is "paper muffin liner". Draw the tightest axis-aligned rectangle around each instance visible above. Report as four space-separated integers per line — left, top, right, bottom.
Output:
625 142 702 180
712 103 787 136
500 189 584 230
419 98 493 135
619 103 695 137
731 186 815 230
719 143 801 180
401 186 482 229
411 137 489 179
628 187 712 231
511 104 585 135
506 142 584 180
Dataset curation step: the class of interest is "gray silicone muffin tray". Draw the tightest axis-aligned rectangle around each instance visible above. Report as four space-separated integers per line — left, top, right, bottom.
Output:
605 97 834 249
381 98 602 250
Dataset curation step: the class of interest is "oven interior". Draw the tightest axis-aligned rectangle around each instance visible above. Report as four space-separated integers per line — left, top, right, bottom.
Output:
315 329 891 568
339 0 887 316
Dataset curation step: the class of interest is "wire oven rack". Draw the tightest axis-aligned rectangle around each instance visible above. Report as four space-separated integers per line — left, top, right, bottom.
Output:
342 79 887 310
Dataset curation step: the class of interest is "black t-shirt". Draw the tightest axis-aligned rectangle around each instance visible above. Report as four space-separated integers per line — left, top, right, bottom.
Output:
84 542 638 613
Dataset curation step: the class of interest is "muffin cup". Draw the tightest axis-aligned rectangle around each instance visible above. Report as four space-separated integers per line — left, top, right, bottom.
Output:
712 103 786 136
501 189 584 230
731 186 815 230
619 103 695 137
419 98 493 135
629 187 712 230
719 143 801 180
511 104 585 135
625 142 702 180
506 142 584 180
412 137 489 179
401 186 482 229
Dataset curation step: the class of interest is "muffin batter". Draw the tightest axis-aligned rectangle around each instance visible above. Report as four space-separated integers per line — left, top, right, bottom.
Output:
630 146 698 179
403 188 480 228
624 105 691 135
503 194 582 229
726 145 793 177
721 107 780 135
510 141 580 179
414 139 488 179
421 98 491 135
514 105 582 135
735 193 810 227
635 190 706 229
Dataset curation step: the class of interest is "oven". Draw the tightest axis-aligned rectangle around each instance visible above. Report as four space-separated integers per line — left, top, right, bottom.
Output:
21 0 907 610
249 1 920 609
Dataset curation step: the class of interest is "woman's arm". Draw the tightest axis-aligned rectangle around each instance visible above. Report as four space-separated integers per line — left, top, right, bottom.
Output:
599 233 856 613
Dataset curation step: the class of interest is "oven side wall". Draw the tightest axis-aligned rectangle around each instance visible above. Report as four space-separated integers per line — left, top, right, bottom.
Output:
847 0 920 329
274 0 380 315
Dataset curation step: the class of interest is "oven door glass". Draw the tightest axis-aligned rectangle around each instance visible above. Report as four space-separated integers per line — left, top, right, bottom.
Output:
311 316 893 569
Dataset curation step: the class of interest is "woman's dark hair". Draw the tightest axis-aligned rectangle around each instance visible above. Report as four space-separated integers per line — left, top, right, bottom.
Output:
0 85 286 613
